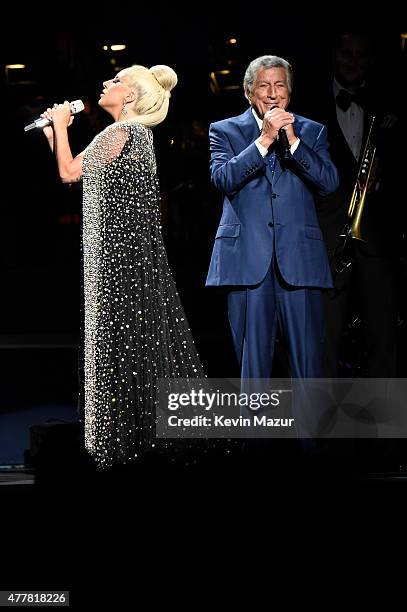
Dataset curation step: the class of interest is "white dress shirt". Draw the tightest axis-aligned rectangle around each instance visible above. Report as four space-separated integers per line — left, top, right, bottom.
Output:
333 78 364 161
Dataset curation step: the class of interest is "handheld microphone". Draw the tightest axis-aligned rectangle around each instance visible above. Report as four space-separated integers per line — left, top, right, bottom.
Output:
24 100 84 132
278 126 291 157
271 105 291 159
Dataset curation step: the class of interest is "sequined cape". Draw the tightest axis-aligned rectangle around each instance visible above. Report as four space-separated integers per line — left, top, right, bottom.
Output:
82 121 205 469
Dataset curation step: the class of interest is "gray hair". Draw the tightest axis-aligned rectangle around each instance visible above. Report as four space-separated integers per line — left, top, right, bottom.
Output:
243 55 293 98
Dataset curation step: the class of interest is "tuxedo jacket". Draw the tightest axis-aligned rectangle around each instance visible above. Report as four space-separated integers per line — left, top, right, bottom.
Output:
206 108 339 287
311 87 400 253
312 94 366 250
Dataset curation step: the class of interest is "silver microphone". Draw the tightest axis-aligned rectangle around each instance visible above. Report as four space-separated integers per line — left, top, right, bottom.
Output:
24 100 85 132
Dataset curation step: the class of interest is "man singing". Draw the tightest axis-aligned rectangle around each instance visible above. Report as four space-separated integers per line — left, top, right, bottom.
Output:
206 55 339 380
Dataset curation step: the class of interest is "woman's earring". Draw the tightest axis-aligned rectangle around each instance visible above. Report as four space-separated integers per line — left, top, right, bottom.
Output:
122 101 128 117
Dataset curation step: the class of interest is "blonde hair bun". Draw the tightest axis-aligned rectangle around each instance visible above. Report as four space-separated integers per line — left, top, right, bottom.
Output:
149 65 178 92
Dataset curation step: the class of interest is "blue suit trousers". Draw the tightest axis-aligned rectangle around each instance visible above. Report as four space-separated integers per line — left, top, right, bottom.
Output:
227 258 325 379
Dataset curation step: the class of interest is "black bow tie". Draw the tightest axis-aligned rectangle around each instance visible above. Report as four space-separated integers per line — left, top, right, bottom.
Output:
336 88 366 112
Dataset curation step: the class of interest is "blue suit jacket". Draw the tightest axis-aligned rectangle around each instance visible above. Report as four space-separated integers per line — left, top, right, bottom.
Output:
206 108 339 288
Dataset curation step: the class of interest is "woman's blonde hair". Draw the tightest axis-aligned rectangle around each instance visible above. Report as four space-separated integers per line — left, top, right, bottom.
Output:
122 64 178 127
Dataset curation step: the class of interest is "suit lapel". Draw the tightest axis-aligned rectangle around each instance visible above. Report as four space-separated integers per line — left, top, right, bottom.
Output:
236 109 274 187
236 108 261 147
272 151 283 186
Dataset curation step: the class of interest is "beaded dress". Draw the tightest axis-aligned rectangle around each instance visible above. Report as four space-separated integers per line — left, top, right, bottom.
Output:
81 120 205 469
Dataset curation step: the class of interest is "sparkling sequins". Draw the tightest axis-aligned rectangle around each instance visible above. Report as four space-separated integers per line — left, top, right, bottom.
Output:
82 121 205 469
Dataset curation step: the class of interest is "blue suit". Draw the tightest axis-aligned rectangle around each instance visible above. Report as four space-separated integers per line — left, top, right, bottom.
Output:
206 108 339 379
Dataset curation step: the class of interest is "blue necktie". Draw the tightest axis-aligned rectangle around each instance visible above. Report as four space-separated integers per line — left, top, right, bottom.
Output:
269 151 277 176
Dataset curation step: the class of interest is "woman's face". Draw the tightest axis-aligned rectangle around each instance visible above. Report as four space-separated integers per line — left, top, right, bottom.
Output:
98 71 134 114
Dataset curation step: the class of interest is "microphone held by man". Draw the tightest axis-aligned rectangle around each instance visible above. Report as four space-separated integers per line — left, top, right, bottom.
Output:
270 104 292 158
256 104 297 159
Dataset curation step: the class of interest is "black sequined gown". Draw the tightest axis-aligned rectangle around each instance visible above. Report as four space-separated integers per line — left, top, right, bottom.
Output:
82 120 205 469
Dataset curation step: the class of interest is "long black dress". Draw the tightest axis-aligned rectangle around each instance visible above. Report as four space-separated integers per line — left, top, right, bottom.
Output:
82 120 205 469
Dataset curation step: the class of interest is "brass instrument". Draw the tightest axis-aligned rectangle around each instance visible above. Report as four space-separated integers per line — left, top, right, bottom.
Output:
333 115 377 288
342 114 377 242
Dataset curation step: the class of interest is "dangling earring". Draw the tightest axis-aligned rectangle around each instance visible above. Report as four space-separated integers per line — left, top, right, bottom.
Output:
121 101 128 117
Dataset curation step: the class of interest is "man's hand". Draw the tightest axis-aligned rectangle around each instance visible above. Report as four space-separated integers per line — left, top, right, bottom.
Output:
258 107 296 149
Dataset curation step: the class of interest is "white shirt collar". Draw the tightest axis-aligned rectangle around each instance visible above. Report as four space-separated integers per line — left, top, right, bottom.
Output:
251 107 263 131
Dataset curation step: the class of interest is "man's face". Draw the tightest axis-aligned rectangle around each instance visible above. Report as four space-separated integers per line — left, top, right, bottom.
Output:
333 35 371 88
249 67 290 118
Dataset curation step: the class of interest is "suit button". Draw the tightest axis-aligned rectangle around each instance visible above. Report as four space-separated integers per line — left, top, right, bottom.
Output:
272 193 277 198
268 222 274 227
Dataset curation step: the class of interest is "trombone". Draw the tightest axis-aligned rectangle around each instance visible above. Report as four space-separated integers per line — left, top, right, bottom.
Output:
333 115 377 287
341 114 377 242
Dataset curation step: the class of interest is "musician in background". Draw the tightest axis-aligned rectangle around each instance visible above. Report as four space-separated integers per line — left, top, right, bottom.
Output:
311 33 402 378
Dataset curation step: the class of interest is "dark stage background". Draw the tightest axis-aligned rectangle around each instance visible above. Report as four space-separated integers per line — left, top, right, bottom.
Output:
1 13 407 602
